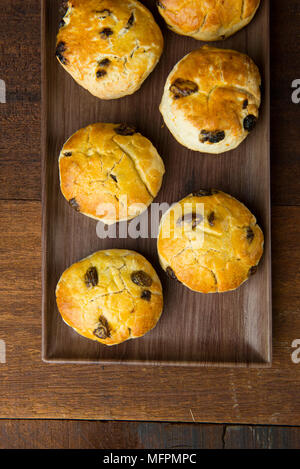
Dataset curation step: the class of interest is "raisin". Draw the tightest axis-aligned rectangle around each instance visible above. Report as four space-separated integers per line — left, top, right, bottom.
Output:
131 271 153 287
115 124 136 136
243 114 257 132
166 266 177 281
208 211 215 226
98 58 110 67
93 315 110 339
59 19 65 29
141 290 151 301
193 189 217 197
96 69 107 78
64 151 72 157
176 212 203 230
56 41 68 65
170 78 198 98
246 227 255 243
192 218 202 230
97 9 111 18
69 198 80 211
200 130 225 144
100 27 113 39
243 99 248 109
110 174 118 182
126 12 135 29
84 266 98 288
249 265 258 276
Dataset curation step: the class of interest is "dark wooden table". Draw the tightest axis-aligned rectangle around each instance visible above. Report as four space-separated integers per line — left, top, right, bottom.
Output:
0 0 300 449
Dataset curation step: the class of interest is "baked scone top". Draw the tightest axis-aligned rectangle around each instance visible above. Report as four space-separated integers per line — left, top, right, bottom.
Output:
157 190 264 293
56 0 163 99
56 249 163 345
59 123 165 224
160 46 261 153
157 0 260 41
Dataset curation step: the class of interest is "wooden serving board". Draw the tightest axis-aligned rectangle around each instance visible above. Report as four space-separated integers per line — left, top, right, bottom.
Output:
41 0 271 366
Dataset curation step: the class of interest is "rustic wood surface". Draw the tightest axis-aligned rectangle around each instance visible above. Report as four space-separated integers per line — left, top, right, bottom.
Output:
0 420 299 449
42 0 271 366
0 0 300 431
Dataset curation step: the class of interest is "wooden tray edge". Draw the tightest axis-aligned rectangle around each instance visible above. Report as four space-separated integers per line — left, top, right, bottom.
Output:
40 0 272 367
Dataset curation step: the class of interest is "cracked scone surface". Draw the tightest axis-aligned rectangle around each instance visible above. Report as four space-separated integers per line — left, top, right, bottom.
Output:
160 46 261 154
59 123 165 224
157 0 260 41
56 0 163 99
56 249 163 345
157 190 264 293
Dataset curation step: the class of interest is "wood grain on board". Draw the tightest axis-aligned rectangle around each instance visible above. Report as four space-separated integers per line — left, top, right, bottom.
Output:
0 420 299 449
42 0 271 366
0 0 300 424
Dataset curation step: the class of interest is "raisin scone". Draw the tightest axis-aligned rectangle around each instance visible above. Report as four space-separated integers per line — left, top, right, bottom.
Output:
160 46 261 154
157 190 264 293
56 249 163 345
157 0 260 41
59 123 165 224
56 0 163 99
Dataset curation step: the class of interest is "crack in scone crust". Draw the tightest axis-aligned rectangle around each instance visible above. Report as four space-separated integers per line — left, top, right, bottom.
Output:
159 45 261 154
56 249 163 345
59 123 165 224
56 0 163 99
157 191 264 293
157 0 260 41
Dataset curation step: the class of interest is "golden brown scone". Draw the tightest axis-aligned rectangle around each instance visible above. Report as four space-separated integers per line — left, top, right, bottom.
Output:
157 0 260 41
56 249 163 345
160 46 261 154
56 0 163 99
59 123 165 224
157 190 264 293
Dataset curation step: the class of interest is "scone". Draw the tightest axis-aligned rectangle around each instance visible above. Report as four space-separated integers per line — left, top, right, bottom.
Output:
160 46 261 154
59 123 165 224
56 0 163 99
56 249 163 345
157 0 260 41
157 190 264 293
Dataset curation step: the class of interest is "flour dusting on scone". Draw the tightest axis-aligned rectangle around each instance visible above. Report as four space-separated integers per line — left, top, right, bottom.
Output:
56 249 163 345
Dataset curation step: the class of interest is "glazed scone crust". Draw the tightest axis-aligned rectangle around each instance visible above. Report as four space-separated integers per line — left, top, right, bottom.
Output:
56 250 163 345
157 190 264 293
157 0 260 41
160 46 261 154
56 0 163 99
59 123 165 224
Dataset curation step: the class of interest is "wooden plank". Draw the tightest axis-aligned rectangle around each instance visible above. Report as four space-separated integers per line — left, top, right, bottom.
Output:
0 420 299 449
0 420 223 449
41 0 271 366
0 201 299 423
270 2 300 205
0 0 41 200
224 425 300 449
